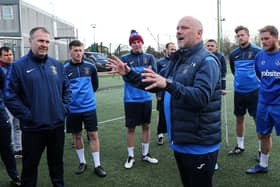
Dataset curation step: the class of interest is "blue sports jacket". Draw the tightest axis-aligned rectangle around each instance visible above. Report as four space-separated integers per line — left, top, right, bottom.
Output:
124 42 221 146
156 57 170 98
229 43 261 93
157 56 169 73
5 50 71 131
121 51 157 103
64 60 98 113
213 51 227 90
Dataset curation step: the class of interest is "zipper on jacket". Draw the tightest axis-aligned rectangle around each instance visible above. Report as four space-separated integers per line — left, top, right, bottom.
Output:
77 65 80 77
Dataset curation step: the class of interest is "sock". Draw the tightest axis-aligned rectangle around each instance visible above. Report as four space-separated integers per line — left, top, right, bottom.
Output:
76 148 86 164
128 147 134 157
158 133 164 138
142 143 149 156
92 152 100 168
237 136 244 149
258 140 261 152
259 153 269 167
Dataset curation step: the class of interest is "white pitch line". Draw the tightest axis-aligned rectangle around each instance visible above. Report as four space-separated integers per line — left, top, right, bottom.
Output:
98 109 157 125
98 116 125 124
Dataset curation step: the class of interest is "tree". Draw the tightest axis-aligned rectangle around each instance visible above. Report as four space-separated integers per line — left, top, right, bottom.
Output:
221 36 234 58
145 46 161 59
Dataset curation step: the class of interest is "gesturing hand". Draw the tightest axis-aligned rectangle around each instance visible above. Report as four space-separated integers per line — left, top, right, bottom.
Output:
142 68 167 90
106 55 131 76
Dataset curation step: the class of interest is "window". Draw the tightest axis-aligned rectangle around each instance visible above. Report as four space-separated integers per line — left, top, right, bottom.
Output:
2 6 14 20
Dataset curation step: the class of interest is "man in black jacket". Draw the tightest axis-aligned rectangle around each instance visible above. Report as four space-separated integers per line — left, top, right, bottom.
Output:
107 16 221 187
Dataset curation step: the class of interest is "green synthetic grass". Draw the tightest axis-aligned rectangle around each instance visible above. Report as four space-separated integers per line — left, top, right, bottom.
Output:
1 74 280 186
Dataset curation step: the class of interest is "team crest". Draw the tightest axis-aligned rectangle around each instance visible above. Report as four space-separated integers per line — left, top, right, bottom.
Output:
143 58 148 65
84 67 90 75
50 65 57 75
248 52 253 59
261 60 266 65
275 60 280 66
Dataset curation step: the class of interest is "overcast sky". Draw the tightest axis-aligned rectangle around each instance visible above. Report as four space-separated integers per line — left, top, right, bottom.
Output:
23 0 280 49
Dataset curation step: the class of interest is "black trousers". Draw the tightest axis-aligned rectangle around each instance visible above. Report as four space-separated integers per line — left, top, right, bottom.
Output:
0 121 19 180
157 100 167 135
174 150 218 187
21 125 65 187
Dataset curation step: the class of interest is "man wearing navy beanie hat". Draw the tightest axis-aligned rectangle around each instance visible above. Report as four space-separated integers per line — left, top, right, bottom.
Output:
120 29 158 169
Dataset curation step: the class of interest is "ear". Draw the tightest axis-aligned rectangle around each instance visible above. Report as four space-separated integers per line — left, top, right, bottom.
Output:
198 29 203 37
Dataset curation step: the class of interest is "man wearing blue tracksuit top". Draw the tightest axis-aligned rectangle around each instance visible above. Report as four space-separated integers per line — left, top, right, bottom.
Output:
156 42 176 145
108 16 221 187
5 27 70 187
121 30 158 169
0 46 22 158
0 66 21 186
205 39 227 92
64 40 106 177
228 26 262 156
246 25 280 174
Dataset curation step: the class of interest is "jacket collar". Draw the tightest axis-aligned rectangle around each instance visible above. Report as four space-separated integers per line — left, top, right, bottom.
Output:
0 60 6 67
27 50 48 63
239 43 251 50
170 41 204 61
130 50 143 55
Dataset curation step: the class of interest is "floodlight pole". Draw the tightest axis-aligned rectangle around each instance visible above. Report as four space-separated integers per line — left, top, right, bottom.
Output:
91 24 96 44
217 0 221 52
217 0 229 146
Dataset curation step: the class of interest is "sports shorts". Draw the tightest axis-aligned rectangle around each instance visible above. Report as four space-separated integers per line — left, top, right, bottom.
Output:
234 89 258 117
256 103 280 136
124 101 152 128
66 110 98 133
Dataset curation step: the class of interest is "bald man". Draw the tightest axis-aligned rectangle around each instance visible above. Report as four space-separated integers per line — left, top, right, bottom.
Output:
107 16 221 187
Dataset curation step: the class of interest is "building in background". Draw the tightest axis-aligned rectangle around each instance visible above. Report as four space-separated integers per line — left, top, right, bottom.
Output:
0 0 76 60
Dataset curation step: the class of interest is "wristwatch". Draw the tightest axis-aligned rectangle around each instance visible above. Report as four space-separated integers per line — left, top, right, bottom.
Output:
165 79 173 89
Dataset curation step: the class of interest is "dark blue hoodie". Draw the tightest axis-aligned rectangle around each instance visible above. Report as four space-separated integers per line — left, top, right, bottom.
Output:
5 50 71 131
0 68 9 124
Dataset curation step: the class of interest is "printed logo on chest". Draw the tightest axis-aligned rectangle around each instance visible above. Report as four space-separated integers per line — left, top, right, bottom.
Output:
84 67 90 75
248 52 253 59
143 58 148 65
275 60 280 66
50 65 57 75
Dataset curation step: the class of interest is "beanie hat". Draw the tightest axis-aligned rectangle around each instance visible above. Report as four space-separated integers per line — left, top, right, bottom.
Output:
129 30 144 45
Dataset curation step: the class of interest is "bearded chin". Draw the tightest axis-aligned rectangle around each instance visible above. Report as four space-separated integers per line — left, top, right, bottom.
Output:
267 44 277 52
38 54 46 59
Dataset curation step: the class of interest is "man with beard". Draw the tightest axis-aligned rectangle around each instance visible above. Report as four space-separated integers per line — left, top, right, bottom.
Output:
156 42 176 145
246 25 280 174
228 26 261 159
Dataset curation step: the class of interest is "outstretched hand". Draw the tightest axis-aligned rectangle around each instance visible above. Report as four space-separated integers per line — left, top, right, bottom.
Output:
142 68 167 90
106 55 131 75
